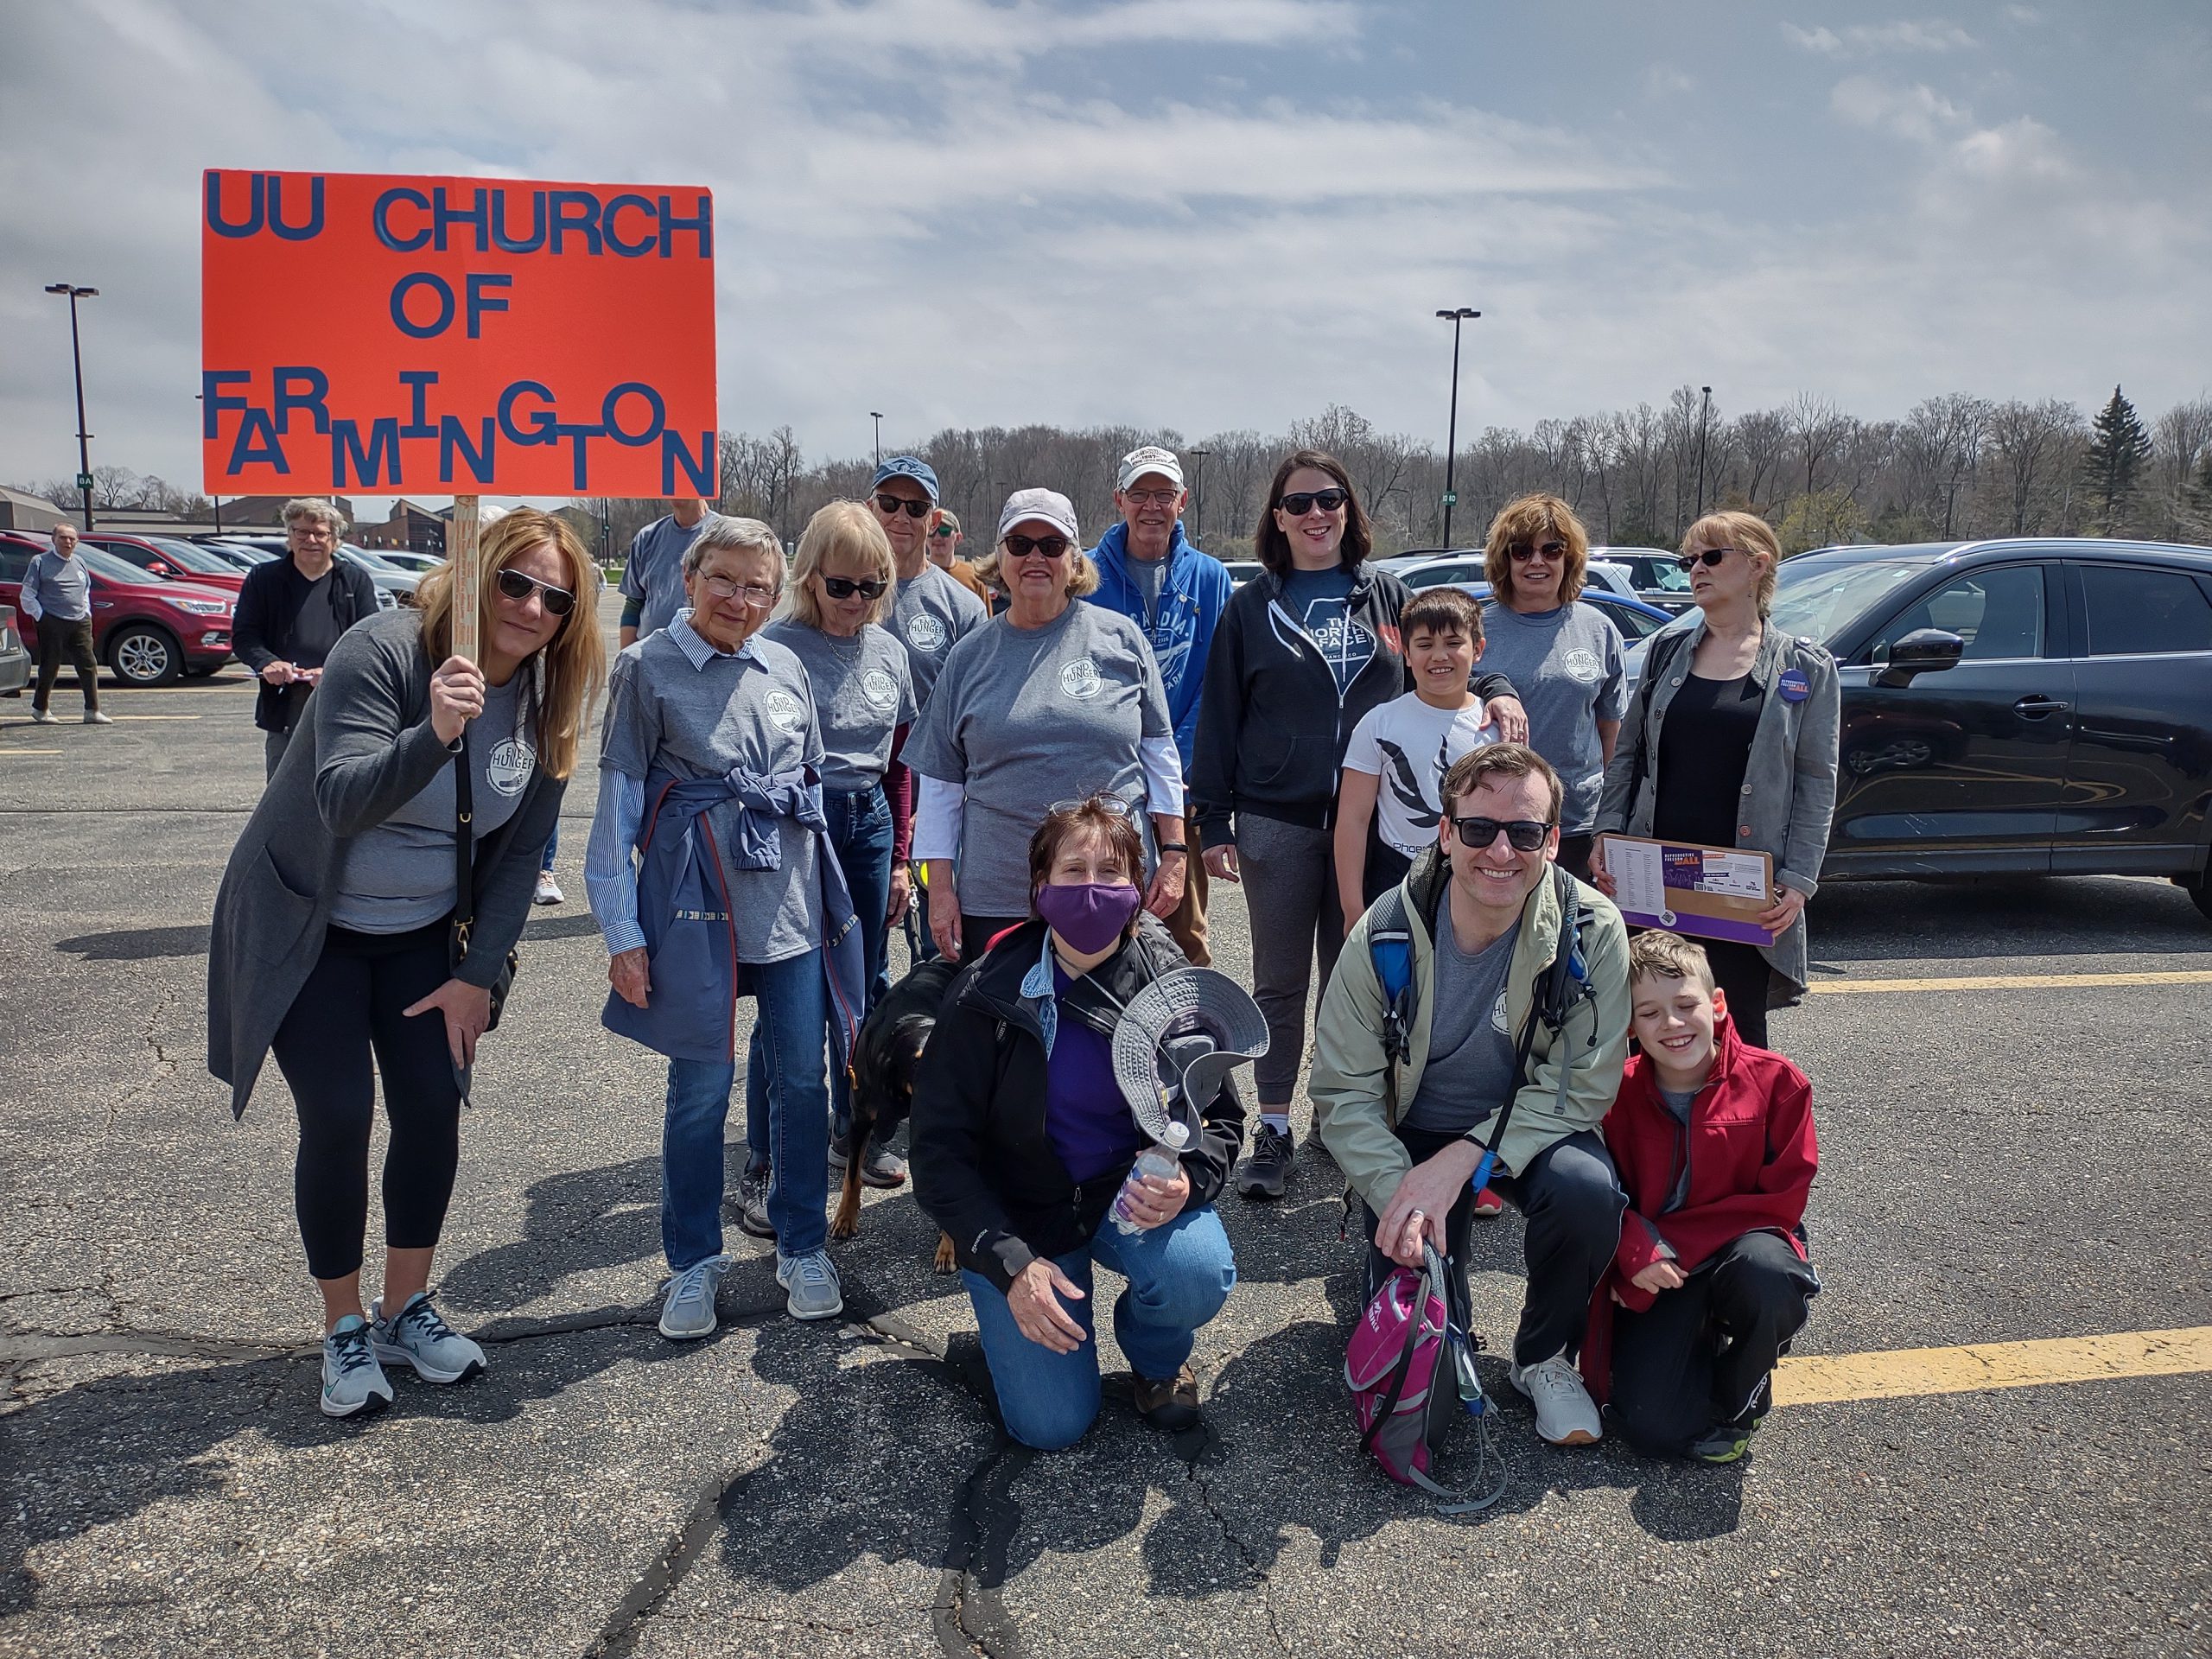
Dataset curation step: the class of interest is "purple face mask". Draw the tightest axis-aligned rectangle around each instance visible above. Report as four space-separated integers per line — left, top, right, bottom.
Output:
1035 881 1142 954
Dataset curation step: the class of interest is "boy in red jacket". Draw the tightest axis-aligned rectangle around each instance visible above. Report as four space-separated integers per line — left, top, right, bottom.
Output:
1585 931 1820 1462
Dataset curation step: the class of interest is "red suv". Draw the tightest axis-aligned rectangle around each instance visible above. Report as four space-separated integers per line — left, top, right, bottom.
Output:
0 531 237 685
82 532 249 596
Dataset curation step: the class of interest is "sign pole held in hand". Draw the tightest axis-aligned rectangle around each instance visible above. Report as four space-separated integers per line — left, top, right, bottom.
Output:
448 493 480 664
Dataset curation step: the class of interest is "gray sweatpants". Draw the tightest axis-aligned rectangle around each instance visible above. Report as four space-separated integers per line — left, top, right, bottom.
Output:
1235 813 1346 1107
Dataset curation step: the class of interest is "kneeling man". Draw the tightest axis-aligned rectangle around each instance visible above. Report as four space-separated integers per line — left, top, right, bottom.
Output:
1313 744 1630 1446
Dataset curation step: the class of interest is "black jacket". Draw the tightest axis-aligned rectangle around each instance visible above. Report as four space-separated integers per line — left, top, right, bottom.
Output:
911 914 1246 1292
232 554 382 734
1190 562 1517 840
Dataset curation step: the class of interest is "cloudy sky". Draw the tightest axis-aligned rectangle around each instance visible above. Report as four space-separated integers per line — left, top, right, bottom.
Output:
3 0 2208 505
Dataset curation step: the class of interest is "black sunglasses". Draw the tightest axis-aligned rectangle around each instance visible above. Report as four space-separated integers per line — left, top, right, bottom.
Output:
820 575 887 601
1448 815 1553 852
495 567 576 616
1677 547 1734 571
1277 488 1349 517
1004 533 1071 558
1509 539 1568 563
874 493 932 519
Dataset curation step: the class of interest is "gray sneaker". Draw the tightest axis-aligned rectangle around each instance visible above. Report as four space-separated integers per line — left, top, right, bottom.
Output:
658 1253 732 1340
830 1127 907 1188
735 1166 775 1239
371 1291 486 1383
776 1249 844 1322
321 1315 394 1418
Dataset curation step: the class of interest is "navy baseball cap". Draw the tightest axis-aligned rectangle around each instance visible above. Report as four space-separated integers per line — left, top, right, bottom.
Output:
871 455 940 503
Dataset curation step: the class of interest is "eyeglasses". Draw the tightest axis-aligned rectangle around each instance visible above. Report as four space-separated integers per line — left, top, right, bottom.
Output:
495 567 577 616
873 493 932 519
818 575 887 601
1676 547 1735 571
1447 816 1553 852
1049 794 1134 817
1508 540 1568 563
700 574 779 607
1122 488 1182 507
1277 488 1349 517
1004 533 1071 559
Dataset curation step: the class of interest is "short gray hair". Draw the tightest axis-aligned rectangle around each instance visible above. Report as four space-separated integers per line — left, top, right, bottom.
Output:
283 497 349 536
683 515 784 582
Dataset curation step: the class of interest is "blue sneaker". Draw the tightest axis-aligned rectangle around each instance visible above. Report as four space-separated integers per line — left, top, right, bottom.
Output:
776 1249 844 1322
371 1291 486 1384
659 1254 732 1340
321 1315 394 1419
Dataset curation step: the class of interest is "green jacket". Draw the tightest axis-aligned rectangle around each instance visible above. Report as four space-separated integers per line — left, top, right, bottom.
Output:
1311 846 1631 1216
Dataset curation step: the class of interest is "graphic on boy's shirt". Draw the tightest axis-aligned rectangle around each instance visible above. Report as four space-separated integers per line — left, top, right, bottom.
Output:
1376 734 1452 834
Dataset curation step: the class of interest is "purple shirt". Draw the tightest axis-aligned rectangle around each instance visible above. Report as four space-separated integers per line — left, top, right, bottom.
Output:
1044 962 1147 1185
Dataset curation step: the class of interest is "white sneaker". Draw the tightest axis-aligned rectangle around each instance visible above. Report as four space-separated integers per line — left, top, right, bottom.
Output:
534 870 563 906
29 708 59 725
1511 1352 1604 1446
83 710 114 725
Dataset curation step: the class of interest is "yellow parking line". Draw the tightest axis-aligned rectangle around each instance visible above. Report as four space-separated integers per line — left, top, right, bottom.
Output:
0 747 62 755
106 714 204 721
1776 1326 2212 1407
1811 970 2212 994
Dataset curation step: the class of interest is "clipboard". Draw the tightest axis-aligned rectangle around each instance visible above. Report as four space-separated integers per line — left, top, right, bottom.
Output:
1597 834 1777 947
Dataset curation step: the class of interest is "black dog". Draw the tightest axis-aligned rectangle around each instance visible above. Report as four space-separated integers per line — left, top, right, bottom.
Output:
834 956 962 1268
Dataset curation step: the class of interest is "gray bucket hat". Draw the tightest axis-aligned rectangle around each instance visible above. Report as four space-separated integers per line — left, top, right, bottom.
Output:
1111 968 1270 1143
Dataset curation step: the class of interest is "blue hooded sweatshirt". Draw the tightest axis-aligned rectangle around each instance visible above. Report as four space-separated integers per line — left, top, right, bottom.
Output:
1085 521 1233 778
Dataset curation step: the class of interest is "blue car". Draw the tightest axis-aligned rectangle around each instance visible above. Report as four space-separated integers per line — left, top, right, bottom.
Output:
1443 580 1675 644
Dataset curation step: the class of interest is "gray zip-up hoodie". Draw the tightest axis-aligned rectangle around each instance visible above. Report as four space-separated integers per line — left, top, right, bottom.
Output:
1594 619 1840 995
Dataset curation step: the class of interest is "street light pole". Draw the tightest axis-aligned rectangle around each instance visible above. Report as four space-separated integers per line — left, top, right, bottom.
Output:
45 283 99 531
1694 385 1713 518
1435 307 1478 547
869 411 885 466
1185 448 1211 547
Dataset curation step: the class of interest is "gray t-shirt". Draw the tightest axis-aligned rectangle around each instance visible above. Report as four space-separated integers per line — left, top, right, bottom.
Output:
1402 916 1521 1135
620 512 720 640
761 618 917 793
290 571 343 667
24 551 94 623
330 672 535 933
905 603 1173 917
1476 601 1626 834
599 625 823 964
891 564 987 707
1657 1085 1698 1211
1126 552 1167 626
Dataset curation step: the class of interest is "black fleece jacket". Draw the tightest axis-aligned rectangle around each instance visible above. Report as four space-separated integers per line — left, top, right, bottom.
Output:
232 554 381 734
1189 562 1517 840
911 914 1247 1292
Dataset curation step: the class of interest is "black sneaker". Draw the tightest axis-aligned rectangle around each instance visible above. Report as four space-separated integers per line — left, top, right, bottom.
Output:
1690 1421 1756 1464
1236 1122 1294 1200
735 1165 774 1239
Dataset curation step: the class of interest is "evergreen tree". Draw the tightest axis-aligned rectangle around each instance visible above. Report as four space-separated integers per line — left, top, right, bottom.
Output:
2080 385 2152 534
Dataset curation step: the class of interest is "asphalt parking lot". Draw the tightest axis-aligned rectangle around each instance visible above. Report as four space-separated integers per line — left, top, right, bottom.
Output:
3 613 2209 1659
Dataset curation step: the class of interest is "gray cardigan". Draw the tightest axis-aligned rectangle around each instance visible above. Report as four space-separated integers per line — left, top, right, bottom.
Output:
1594 617 1840 996
207 608 565 1116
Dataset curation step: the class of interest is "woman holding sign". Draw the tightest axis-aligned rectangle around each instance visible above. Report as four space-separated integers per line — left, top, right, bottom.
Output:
208 509 606 1417
1591 512 1838 1048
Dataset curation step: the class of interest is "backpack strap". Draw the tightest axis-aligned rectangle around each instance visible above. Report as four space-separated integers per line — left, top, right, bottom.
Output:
1364 884 1416 1099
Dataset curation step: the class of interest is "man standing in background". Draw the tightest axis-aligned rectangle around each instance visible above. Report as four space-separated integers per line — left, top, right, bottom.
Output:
1084 445 1231 964
931 510 993 609
231 499 377 775
618 497 718 650
22 523 110 727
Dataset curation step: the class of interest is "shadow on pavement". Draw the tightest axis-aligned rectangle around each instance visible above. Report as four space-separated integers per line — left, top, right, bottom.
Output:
53 924 210 961
1808 874 2212 962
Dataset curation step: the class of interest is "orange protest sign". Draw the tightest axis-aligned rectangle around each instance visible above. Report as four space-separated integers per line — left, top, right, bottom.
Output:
201 169 716 497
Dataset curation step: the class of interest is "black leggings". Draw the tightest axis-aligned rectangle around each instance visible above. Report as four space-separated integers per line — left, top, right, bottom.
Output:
1699 938 1774 1050
270 921 463 1281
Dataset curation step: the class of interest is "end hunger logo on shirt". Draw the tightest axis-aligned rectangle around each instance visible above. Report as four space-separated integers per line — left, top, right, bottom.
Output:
763 689 808 735
1562 647 1601 683
486 737 536 797
1059 658 1103 700
906 612 948 655
860 668 900 713
1491 989 1510 1034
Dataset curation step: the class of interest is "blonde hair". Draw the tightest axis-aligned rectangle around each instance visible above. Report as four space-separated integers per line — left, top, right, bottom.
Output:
1484 493 1591 606
787 501 894 628
1682 510 1781 618
1627 930 1717 994
415 508 606 780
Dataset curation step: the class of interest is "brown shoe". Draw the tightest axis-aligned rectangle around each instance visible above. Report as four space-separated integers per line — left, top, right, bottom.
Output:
1133 1363 1200 1431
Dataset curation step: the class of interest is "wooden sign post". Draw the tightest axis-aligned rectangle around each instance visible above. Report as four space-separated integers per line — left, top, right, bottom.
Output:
448 494 480 663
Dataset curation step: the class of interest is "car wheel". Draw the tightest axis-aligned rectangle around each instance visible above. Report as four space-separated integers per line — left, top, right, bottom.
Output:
108 624 181 687
2190 872 2212 925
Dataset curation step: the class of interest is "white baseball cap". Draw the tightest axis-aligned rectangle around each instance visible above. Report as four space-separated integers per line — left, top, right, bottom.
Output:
996 487 1080 546
1116 445 1185 493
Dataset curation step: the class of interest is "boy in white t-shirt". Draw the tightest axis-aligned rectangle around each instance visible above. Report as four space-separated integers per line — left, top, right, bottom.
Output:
1333 586 1501 931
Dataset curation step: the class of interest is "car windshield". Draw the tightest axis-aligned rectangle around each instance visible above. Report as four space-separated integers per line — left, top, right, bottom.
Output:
147 537 239 575
1767 556 1930 644
77 546 169 583
344 544 404 573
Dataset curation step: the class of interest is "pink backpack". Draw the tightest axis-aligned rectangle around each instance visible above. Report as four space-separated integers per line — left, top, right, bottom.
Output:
1344 1243 1506 1515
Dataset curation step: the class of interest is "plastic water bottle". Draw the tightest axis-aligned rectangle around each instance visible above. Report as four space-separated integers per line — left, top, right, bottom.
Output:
1109 1122 1191 1234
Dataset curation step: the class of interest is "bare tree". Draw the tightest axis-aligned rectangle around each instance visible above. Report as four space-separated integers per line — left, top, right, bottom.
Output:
1983 398 2087 536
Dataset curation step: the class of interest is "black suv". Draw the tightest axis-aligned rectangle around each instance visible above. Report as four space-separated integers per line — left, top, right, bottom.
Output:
1630 538 2212 917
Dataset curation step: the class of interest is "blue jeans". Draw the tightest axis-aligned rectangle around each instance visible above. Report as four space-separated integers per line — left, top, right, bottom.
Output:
961 1205 1237 1451
748 785 892 1154
541 819 559 874
662 948 830 1270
